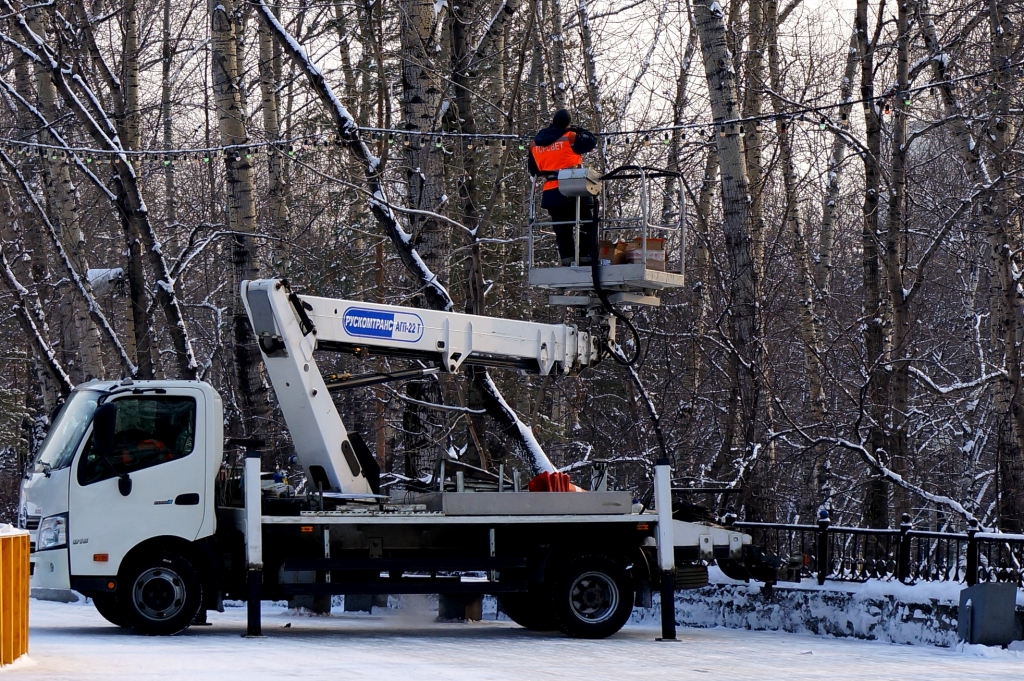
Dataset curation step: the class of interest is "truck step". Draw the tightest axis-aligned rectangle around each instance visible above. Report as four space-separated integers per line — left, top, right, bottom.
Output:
280 580 528 596
281 556 527 573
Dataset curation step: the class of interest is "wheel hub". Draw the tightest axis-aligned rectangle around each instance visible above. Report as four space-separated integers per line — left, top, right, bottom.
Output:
133 567 185 621
569 571 619 623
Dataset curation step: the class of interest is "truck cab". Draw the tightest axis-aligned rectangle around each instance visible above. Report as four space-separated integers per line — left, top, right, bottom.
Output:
24 379 224 633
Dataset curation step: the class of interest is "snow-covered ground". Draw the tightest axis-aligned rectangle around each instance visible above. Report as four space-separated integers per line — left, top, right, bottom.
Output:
9 598 1023 680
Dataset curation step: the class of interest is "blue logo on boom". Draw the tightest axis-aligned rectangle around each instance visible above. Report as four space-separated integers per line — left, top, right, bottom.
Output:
343 307 424 343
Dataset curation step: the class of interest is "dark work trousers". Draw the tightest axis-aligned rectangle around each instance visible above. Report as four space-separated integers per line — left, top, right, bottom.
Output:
542 189 595 262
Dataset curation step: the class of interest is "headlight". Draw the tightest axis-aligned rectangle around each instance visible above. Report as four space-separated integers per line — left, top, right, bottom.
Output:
37 513 68 551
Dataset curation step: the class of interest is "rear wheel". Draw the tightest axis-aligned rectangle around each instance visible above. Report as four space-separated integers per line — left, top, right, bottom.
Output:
121 553 203 635
498 589 558 631
551 555 633 639
91 593 128 628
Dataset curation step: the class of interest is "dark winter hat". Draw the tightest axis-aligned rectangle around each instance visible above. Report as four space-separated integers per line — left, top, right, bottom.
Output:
552 109 571 129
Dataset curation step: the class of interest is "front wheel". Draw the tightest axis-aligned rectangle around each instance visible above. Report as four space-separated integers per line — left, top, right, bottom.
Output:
551 554 634 639
121 553 203 635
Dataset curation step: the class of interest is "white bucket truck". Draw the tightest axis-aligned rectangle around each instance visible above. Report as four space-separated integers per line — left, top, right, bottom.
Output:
23 279 750 638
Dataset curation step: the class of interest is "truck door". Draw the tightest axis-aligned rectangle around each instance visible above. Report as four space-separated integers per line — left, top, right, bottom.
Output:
68 389 208 578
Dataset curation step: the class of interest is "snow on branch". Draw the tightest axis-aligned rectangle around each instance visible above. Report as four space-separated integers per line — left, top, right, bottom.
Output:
832 437 982 526
470 0 520 69
478 372 555 474
0 247 73 394
904 184 999 305
614 0 670 128
1 1 199 377
610 343 669 461
0 76 117 203
908 366 1003 395
257 1 556 476
254 0 452 312
0 149 137 376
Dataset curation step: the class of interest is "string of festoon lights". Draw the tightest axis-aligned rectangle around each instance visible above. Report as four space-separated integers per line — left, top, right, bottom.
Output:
0 56 1017 164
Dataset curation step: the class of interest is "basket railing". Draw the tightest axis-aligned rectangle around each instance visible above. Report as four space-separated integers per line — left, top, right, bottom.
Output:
526 165 685 274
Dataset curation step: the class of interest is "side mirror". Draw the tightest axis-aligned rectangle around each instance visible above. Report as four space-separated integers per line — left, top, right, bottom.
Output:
93 402 117 453
94 402 131 496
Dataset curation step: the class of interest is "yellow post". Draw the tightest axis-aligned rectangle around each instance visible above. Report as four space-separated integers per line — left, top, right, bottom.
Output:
0 531 29 666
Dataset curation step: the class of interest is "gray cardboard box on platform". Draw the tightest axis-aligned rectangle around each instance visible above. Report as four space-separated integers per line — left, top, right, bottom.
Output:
442 491 633 516
957 582 1018 646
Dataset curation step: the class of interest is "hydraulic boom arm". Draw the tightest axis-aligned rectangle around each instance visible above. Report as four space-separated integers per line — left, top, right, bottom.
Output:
241 279 597 494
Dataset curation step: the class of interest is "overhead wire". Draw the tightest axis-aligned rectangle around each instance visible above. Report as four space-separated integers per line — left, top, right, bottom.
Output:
0 55 1016 161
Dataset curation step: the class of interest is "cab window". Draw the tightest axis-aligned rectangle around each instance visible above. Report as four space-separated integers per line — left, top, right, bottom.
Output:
78 397 197 486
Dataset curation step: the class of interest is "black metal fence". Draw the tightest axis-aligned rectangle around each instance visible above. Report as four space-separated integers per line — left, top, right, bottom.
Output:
730 513 1024 588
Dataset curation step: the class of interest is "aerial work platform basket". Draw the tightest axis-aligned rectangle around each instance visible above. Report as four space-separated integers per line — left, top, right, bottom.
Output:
526 165 687 308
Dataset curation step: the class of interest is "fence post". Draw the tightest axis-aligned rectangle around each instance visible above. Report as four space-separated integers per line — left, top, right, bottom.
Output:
816 509 830 586
653 459 678 642
244 449 264 637
898 513 912 583
966 518 979 587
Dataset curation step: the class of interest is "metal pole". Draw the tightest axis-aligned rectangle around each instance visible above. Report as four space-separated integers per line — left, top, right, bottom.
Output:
678 181 686 276
528 181 536 268
816 509 830 586
640 170 649 267
654 458 678 641
966 519 979 587
898 513 912 583
244 450 264 637
574 196 581 265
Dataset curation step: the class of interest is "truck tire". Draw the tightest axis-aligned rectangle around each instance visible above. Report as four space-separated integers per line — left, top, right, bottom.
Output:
91 593 128 628
550 555 633 639
121 553 203 636
498 590 558 631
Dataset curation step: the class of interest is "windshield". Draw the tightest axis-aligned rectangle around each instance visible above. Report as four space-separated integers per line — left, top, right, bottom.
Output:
34 390 102 471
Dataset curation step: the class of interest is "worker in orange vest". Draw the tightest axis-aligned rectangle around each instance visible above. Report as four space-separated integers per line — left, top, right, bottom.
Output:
528 109 598 265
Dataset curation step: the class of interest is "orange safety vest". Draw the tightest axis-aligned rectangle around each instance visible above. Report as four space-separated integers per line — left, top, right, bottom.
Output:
530 131 583 191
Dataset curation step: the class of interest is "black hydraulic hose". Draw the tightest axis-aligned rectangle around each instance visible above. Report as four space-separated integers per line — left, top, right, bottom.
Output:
588 196 643 366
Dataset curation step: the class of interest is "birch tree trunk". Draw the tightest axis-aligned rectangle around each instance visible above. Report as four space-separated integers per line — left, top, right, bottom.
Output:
912 0 1010 526
70 0 156 377
401 0 448 282
123 0 141 150
816 32 859 292
0 60 62 409
333 0 358 104
767 0 828 515
0 232 72 399
682 144 717 411
547 0 567 108
741 0 766 271
31 13 105 383
986 0 1024 531
259 4 291 277
162 0 177 226
663 24 698 224
211 0 271 441
855 0 890 528
451 0 489 468
98 34 151 396
883 0 912 522
399 0 450 475
577 0 605 149
692 0 765 517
